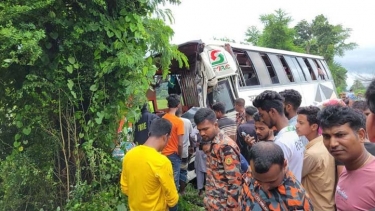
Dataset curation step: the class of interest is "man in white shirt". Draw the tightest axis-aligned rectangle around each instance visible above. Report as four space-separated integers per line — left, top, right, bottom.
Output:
279 89 309 146
252 90 304 181
176 107 193 195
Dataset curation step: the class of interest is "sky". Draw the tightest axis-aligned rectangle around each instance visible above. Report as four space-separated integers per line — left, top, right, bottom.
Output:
163 0 375 87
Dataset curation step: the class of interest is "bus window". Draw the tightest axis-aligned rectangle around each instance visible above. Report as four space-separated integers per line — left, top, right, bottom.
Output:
291 57 306 81
312 59 327 80
316 60 330 79
278 56 294 82
234 51 260 86
207 79 236 113
296 57 312 81
153 75 185 111
319 60 333 80
260 53 280 84
303 58 317 80
284 56 303 82
148 101 155 113
154 76 169 110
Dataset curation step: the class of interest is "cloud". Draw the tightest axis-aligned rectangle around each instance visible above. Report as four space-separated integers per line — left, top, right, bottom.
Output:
336 46 375 74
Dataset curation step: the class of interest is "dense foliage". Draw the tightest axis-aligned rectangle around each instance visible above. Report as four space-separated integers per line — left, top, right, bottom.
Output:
0 0 187 210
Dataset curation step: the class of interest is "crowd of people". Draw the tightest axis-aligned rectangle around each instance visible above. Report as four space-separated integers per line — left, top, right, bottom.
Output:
119 80 375 211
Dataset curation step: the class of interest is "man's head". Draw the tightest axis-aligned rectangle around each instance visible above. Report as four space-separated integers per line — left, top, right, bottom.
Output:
249 141 287 190
296 106 320 137
319 98 346 109
194 108 219 143
317 105 367 164
365 79 375 113
352 100 371 119
252 90 285 128
253 112 273 141
279 89 302 119
235 98 245 112
148 118 172 151
212 102 226 119
245 106 258 121
166 94 180 109
340 92 347 100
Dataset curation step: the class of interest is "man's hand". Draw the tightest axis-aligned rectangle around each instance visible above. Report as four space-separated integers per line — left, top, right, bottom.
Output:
244 135 256 147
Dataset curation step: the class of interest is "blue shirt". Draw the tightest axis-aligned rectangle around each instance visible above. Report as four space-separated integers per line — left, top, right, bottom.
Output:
240 153 249 173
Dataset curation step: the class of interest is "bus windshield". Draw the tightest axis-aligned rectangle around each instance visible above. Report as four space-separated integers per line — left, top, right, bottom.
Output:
207 79 235 113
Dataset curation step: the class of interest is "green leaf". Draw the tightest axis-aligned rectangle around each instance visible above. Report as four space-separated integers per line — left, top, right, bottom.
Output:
90 84 98 92
22 127 31 135
45 43 52 49
67 65 73 73
71 91 77 99
50 32 58 40
68 57 76 64
16 121 23 128
18 146 24 152
23 140 29 145
13 141 21 148
67 79 74 90
130 23 137 32
142 66 148 74
15 134 21 141
3 59 12 63
79 133 84 138
94 49 101 60
107 31 114 38
95 111 104 124
117 203 127 211
48 11 56 18
114 30 122 39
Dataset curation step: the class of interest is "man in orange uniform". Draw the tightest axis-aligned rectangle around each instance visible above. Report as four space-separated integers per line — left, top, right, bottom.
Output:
194 108 242 210
241 141 313 211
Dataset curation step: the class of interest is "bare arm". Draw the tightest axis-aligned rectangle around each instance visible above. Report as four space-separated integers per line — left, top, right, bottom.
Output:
178 135 183 158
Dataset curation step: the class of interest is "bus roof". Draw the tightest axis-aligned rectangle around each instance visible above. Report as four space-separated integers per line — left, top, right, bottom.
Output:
177 39 325 60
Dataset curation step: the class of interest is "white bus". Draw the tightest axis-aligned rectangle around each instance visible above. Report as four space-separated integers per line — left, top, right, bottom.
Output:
148 39 338 183
149 39 338 118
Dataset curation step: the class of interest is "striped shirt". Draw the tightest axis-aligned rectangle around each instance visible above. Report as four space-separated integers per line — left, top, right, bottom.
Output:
218 116 237 141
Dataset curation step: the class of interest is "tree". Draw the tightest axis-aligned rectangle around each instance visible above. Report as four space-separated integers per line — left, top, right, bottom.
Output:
294 15 357 90
213 36 236 43
244 9 303 52
294 15 358 63
0 0 186 210
329 61 348 93
244 26 261 45
351 79 366 92
294 20 315 53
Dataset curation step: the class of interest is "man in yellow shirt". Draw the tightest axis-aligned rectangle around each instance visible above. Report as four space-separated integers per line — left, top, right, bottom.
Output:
120 118 179 211
295 106 335 211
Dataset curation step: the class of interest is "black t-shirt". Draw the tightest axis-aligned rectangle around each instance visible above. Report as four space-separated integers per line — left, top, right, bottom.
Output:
134 111 159 145
336 142 375 166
